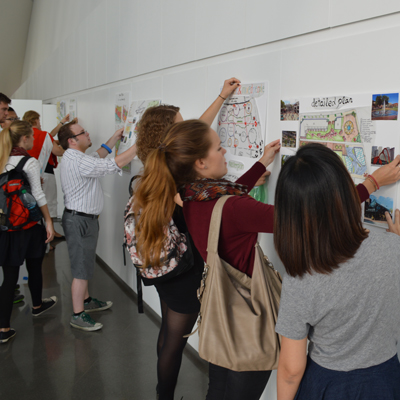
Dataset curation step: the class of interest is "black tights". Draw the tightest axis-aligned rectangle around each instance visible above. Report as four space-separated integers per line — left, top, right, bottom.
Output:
156 299 198 400
0 258 43 328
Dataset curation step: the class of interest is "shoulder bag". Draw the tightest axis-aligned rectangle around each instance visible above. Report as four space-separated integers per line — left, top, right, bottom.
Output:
195 195 282 371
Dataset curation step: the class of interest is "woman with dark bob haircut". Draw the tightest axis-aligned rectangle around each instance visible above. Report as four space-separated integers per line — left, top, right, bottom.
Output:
274 143 400 400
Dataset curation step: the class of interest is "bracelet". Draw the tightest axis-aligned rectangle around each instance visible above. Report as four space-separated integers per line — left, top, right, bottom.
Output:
367 174 380 191
60 121 64 125
219 94 226 100
366 177 377 192
101 144 112 154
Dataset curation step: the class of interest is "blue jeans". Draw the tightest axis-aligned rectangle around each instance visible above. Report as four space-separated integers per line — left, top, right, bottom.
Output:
206 363 271 400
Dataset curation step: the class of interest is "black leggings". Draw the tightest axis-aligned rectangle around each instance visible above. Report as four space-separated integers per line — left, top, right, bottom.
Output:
156 298 198 400
0 258 43 328
206 363 271 400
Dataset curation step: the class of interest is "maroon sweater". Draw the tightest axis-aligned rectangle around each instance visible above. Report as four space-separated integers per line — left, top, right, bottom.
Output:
183 162 370 277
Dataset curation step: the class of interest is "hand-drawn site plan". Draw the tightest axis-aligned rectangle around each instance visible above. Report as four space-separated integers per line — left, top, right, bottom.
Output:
299 109 367 178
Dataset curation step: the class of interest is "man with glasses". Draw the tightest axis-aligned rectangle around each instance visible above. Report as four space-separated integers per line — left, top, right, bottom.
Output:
58 122 137 331
0 107 19 130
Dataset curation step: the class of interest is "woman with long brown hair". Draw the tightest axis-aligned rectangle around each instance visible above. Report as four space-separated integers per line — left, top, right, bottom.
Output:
274 143 400 400
132 78 244 400
0 121 56 344
133 118 281 399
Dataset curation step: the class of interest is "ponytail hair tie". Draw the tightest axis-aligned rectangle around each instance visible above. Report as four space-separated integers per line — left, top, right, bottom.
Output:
158 143 166 152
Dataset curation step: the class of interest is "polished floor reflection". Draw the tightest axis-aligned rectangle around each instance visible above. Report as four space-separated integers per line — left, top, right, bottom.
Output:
0 223 208 400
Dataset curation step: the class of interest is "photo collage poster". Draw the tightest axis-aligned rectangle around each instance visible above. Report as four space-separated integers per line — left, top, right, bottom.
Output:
280 93 399 229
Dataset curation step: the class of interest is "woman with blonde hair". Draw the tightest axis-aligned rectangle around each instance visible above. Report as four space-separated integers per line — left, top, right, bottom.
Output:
0 121 56 344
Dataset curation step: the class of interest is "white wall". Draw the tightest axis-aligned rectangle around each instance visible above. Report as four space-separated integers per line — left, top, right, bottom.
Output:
14 2 400 398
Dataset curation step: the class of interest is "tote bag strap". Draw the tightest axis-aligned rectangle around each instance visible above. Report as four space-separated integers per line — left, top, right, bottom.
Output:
206 195 234 255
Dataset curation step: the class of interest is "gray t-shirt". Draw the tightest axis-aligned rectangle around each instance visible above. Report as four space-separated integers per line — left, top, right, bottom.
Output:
275 230 400 371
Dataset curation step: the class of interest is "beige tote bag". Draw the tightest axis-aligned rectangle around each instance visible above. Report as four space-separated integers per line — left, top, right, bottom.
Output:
196 195 282 372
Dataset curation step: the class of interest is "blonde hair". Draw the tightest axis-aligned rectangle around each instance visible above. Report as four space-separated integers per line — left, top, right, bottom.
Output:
22 110 40 126
0 121 33 172
133 119 211 268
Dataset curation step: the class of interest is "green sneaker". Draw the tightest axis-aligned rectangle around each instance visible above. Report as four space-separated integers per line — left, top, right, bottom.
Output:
13 294 24 304
70 312 103 331
84 298 112 313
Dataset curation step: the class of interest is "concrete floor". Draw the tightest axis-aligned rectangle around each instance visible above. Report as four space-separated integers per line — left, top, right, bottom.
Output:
0 223 208 400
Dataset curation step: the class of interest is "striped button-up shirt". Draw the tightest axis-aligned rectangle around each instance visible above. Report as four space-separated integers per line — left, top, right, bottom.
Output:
60 149 122 215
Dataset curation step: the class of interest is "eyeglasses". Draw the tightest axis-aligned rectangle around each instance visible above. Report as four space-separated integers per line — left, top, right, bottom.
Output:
6 117 20 121
71 130 87 139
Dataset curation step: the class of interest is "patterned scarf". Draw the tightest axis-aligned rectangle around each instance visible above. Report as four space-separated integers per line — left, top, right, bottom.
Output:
182 179 248 202
10 147 31 157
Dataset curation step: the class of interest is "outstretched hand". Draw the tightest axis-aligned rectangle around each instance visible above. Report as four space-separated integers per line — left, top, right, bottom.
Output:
114 127 124 140
386 209 400 236
220 77 241 99
259 139 281 168
372 155 400 187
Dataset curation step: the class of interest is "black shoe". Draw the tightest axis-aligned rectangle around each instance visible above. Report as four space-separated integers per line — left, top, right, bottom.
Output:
32 296 58 317
13 294 24 304
0 329 16 344
15 284 20 291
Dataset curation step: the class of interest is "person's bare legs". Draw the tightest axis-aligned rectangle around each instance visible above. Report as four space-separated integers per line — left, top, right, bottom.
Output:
71 278 89 313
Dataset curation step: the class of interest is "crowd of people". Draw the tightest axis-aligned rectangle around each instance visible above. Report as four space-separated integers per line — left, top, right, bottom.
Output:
1 77 400 400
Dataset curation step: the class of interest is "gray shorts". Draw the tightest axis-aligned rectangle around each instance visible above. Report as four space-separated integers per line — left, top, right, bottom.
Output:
62 210 99 280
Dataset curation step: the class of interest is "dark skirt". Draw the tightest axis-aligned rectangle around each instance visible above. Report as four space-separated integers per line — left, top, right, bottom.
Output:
295 355 400 400
154 261 203 314
0 223 47 266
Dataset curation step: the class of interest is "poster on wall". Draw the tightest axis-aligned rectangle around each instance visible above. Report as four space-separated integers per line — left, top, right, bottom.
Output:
115 92 131 131
38 134 53 177
217 82 267 182
279 92 400 229
298 94 373 179
116 99 161 172
57 100 66 122
68 98 77 119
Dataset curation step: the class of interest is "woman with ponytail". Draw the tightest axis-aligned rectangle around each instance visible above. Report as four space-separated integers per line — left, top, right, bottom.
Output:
0 121 56 344
131 78 241 400
133 119 281 400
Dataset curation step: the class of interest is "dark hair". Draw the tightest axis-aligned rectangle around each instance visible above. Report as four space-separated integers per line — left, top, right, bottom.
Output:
133 119 211 268
7 107 15 112
136 104 180 163
0 93 11 105
274 143 368 277
58 121 77 150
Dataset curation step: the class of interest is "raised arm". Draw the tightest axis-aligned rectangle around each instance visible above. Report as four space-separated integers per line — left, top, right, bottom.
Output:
199 78 241 126
96 128 124 158
361 155 400 194
49 114 77 137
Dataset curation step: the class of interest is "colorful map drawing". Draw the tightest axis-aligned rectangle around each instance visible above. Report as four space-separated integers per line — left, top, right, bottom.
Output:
300 141 367 178
122 106 128 122
300 110 361 143
115 105 122 124
217 98 263 158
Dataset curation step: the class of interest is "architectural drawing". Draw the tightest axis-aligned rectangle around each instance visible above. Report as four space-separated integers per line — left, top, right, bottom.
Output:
218 97 263 158
300 110 361 143
117 99 161 156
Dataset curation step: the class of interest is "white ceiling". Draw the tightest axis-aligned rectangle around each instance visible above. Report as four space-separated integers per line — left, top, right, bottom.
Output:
0 0 33 97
